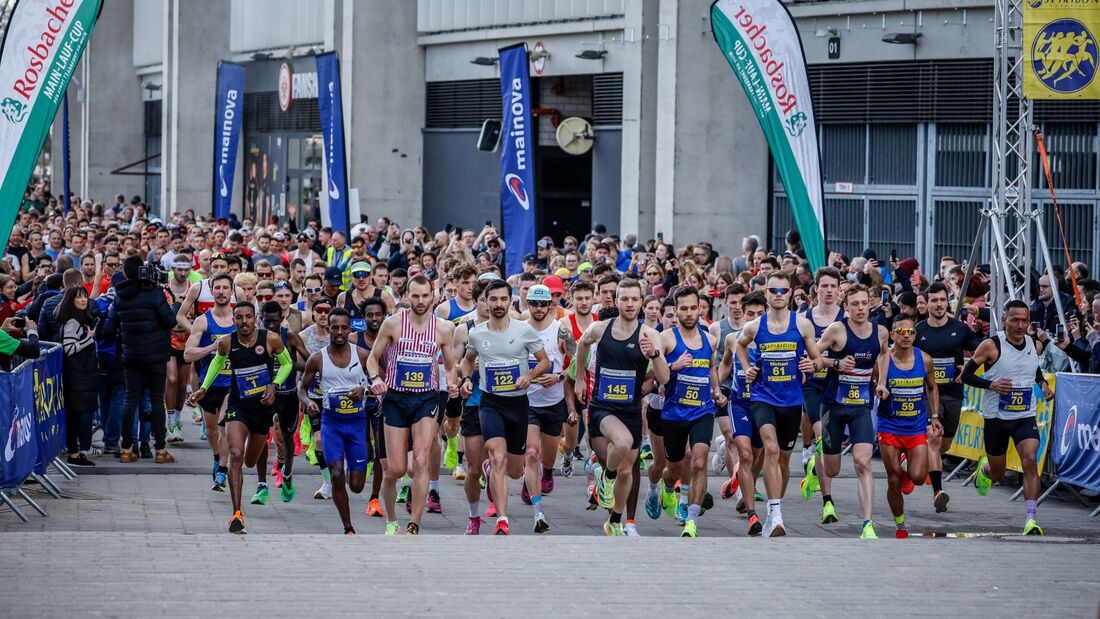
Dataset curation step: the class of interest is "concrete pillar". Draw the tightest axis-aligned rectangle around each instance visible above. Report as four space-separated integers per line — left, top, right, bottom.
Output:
618 0 660 241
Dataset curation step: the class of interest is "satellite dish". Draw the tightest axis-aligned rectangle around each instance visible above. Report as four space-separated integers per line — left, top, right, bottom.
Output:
555 117 595 155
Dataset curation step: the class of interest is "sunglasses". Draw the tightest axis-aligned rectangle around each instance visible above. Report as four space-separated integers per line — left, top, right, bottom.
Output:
313 307 332 315
257 272 273 279
256 294 274 301
305 287 322 294
105 262 120 268
352 272 371 279
893 327 916 336
528 300 552 308
768 287 791 296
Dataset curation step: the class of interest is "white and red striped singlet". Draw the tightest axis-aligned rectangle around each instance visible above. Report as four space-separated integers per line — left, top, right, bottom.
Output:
384 310 439 393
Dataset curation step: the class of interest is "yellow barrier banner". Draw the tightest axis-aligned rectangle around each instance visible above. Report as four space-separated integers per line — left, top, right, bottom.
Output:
1024 0 1100 99
948 376 1054 474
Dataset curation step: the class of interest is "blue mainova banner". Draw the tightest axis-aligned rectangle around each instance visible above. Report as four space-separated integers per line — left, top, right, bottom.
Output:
211 61 245 220
33 344 65 475
498 43 537 277
316 52 350 237
1052 373 1100 492
0 356 41 488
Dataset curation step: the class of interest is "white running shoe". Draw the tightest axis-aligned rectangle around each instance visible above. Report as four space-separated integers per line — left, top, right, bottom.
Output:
711 437 727 476
623 522 640 537
801 445 813 468
764 518 787 538
190 405 203 425
166 423 183 443
314 481 332 500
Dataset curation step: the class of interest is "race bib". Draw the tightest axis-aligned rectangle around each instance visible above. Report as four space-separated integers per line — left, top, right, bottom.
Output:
760 348 798 383
672 374 708 408
350 317 366 332
999 387 1033 413
836 371 872 406
889 388 923 417
235 364 271 399
396 354 433 390
486 363 521 394
528 356 540 371
932 357 957 385
596 368 637 402
735 367 751 400
327 389 363 415
308 376 323 399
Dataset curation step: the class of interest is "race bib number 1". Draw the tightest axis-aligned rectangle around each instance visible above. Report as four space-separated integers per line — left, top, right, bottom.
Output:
235 365 271 399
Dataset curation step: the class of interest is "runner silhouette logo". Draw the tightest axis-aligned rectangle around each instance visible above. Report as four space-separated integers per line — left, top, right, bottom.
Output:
1032 19 1097 93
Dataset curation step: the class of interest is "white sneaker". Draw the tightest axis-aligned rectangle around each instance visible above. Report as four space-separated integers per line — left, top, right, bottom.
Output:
166 424 183 443
764 518 787 538
191 405 203 425
314 481 332 500
452 462 467 481
623 522 640 537
711 438 727 476
801 446 813 468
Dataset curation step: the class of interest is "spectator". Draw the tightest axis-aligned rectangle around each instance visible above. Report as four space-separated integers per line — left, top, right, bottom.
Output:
57 287 99 467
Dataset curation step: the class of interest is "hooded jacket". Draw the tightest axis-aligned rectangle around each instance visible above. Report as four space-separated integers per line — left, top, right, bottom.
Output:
101 279 176 365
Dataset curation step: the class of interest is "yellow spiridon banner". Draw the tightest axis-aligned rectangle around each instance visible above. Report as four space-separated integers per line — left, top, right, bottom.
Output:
947 375 1054 475
1024 0 1100 99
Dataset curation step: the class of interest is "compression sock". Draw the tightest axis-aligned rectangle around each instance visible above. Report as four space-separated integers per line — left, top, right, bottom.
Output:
648 481 659 496
894 514 906 528
321 469 331 483
457 452 465 465
531 495 543 514
929 470 943 493
1026 500 1037 521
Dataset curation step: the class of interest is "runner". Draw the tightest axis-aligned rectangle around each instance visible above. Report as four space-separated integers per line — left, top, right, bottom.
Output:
657 287 724 538
298 308 371 535
800 268 844 475
560 280 596 477
367 275 461 535
708 283 747 499
435 264 478 323
261 300 308 503
349 296 387 519
915 282 982 512
643 299 678 526
811 284 888 539
436 264 479 485
459 279 550 535
962 299 1053 536
453 279 491 534
166 255 195 441
299 297 335 500
521 284 574 533
875 316 940 539
734 271 824 537
575 279 669 536
190 303 293 533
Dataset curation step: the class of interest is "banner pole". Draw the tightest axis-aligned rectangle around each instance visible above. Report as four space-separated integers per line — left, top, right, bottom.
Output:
0 491 29 523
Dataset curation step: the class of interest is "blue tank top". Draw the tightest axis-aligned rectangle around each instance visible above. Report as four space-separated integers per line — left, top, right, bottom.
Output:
804 307 843 391
751 312 805 407
199 309 236 388
448 298 477 325
662 326 716 421
732 346 758 402
825 318 880 407
877 355 927 435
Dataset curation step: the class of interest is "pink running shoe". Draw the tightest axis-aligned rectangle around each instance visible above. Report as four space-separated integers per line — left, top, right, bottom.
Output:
465 516 482 535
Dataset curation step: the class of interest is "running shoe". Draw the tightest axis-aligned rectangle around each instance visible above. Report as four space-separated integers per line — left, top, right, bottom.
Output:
595 469 615 509
640 442 653 461
801 455 819 499
212 471 227 493
251 485 270 505
199 423 207 441
895 527 909 540
860 521 878 539
384 522 399 536
452 462 467 481
397 484 410 504
645 492 661 520
821 500 838 524
427 489 443 514
711 438 727 476
273 465 284 488
485 502 498 517
720 477 740 500
736 497 748 515
314 481 332 500
661 482 678 518
344 528 356 536
211 459 220 482
681 520 697 538
676 502 688 525
933 490 950 513
974 456 992 496
1023 519 1044 536
66 453 95 467
280 477 296 503
541 469 555 495
444 436 459 471
406 522 420 535
764 518 786 537
899 454 915 495
623 522 640 537
520 483 532 505
494 519 510 536
560 457 574 478
293 431 303 456
754 490 765 502
465 516 482 535
700 492 714 515
482 460 494 503
366 498 384 518
585 486 599 511
746 513 763 537
533 511 550 534
228 511 246 534
603 520 624 537
191 406 203 425
166 423 183 443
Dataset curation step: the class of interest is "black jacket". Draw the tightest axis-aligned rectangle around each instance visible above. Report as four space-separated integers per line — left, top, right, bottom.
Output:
102 279 176 366
1030 292 1075 333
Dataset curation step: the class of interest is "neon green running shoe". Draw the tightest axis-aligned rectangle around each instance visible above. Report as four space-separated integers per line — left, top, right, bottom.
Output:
802 455 819 499
1023 518 1044 536
680 520 697 538
860 521 878 539
821 500 838 524
444 436 459 471
397 484 410 504
280 477 295 502
640 443 653 461
661 481 677 518
250 485 270 505
974 456 992 496
603 520 624 537
366 461 373 479
754 491 765 502
595 469 615 509
384 521 399 536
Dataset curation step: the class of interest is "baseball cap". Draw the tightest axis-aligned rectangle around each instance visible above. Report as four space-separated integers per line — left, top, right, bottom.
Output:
350 261 372 276
273 232 286 241
523 253 538 263
554 268 571 279
542 275 565 295
527 284 552 302
537 239 551 250
477 272 501 282
324 266 343 285
577 261 593 273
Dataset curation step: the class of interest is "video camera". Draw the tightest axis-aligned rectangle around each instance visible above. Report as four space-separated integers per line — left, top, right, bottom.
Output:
137 260 169 286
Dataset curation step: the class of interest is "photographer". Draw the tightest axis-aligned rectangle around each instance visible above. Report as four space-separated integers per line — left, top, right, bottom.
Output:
101 256 177 464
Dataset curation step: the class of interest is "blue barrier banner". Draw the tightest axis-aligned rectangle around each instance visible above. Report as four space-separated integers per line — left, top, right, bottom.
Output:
1052 373 1100 492
315 52 350 237
0 360 39 489
498 43 537 277
211 61 245 220
33 345 65 475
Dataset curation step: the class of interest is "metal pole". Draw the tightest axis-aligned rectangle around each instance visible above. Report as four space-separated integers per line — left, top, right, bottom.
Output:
944 459 970 482
31 474 61 499
1033 218 1072 337
50 459 77 480
1090 504 1100 518
0 491 28 523
953 215 989 320
14 488 47 517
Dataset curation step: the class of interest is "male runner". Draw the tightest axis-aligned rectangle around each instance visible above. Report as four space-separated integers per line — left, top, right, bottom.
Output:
261 301 308 502
734 271 823 537
184 273 235 491
191 303 292 533
367 275 460 535
916 282 982 512
435 265 478 481
658 287 724 538
459 279 550 535
561 280 596 476
299 297 334 499
521 284 574 533
801 268 844 472
350 296 387 518
962 300 1053 536
165 255 194 441
875 316 940 538
811 284 888 538
575 279 669 536
435 264 478 323
298 308 371 535
709 284 747 497
643 300 678 525
454 281 491 534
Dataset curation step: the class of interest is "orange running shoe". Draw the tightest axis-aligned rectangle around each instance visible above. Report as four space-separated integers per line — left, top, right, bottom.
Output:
366 497 385 518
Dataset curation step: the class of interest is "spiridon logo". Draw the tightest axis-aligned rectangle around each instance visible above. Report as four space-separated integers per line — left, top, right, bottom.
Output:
731 5 801 120
3 407 33 463
1 97 29 123
1061 406 1077 455
217 89 239 198
1032 19 1097 93
505 173 530 211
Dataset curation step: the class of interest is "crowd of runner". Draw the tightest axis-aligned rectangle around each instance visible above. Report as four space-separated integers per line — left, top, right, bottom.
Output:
4 185 1099 537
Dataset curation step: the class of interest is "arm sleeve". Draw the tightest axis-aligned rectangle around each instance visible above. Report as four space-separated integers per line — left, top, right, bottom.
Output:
273 347 294 386
200 352 227 390
961 359 992 389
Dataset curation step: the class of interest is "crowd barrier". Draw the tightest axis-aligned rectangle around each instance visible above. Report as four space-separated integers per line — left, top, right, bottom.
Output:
1050 372 1100 518
947 375 1055 477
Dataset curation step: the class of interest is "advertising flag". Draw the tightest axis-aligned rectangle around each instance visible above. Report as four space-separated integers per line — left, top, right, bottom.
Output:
498 43 537 277
1024 0 1100 100
0 0 103 252
710 0 826 269
1052 373 1100 492
315 52 350 237
61 91 70 213
211 61 245 220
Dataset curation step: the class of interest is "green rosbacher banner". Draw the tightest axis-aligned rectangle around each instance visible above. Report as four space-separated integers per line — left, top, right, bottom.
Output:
0 0 103 251
710 0 825 270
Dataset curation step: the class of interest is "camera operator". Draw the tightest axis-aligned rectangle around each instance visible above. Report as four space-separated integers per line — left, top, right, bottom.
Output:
101 256 177 463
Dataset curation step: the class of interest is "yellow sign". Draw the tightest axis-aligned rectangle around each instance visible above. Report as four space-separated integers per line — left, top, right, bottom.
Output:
1024 0 1100 99
947 377 1055 474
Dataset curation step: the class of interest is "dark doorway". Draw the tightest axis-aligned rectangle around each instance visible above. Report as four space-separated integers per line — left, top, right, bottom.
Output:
537 146 592 242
